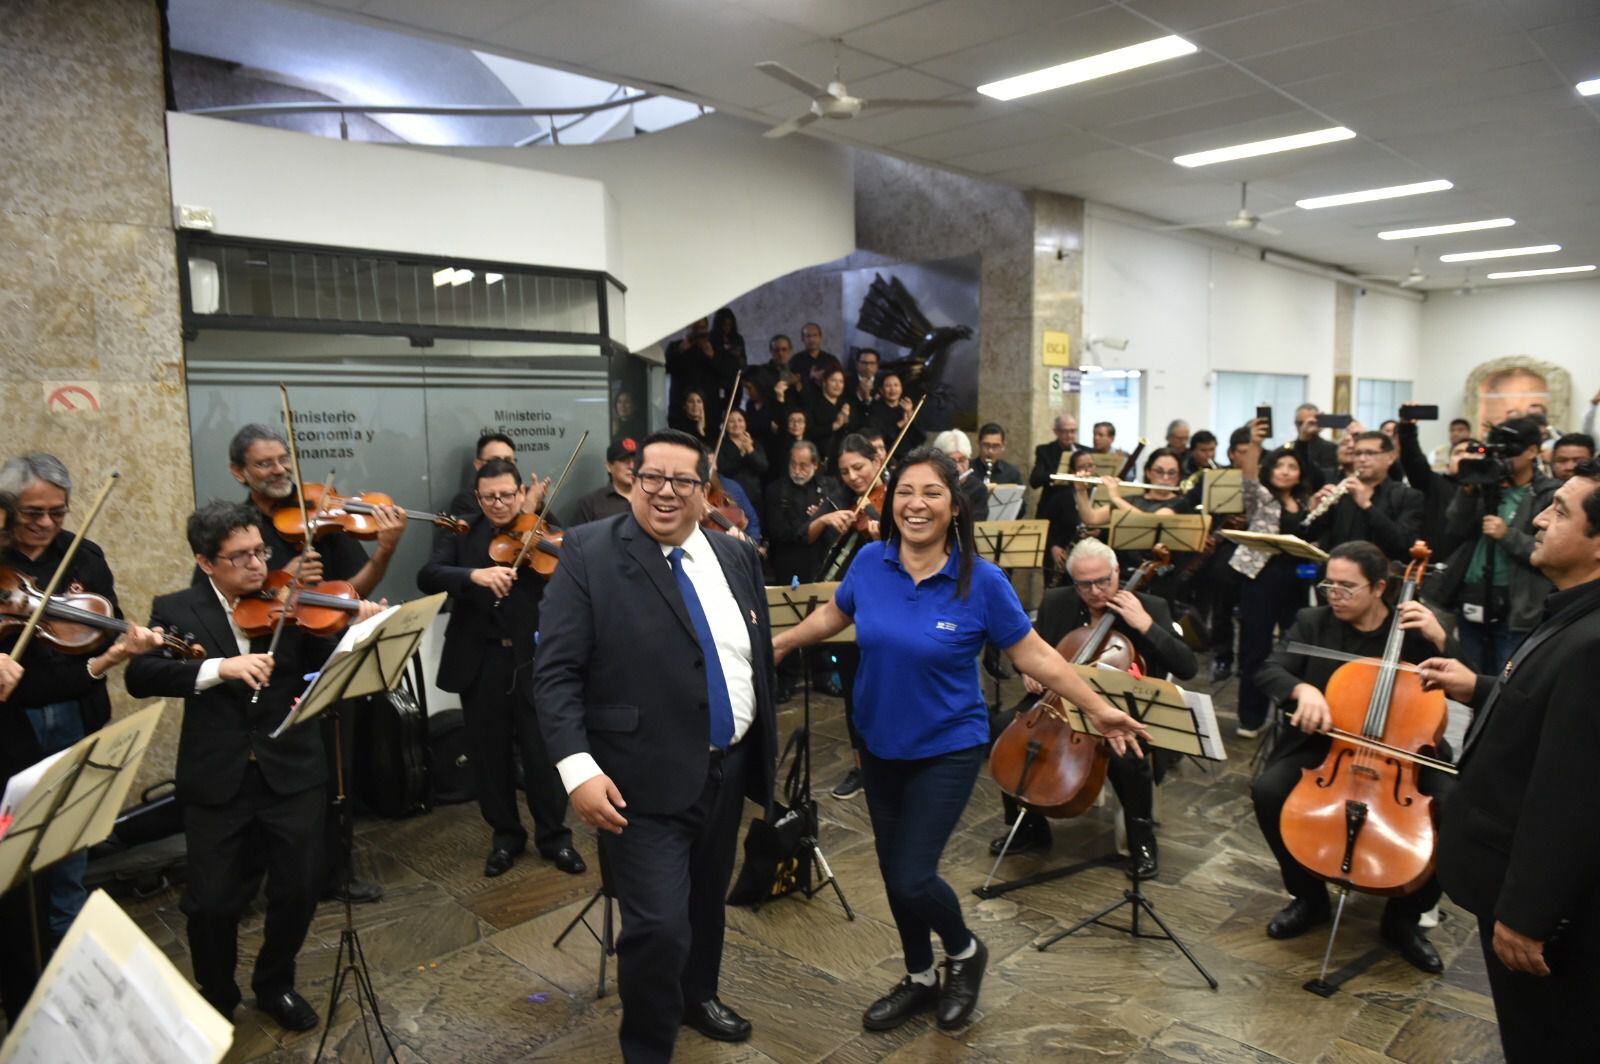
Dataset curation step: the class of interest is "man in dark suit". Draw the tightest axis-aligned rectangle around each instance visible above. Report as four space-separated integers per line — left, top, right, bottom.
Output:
534 428 777 1063
126 501 383 1030
418 458 581 879
1303 431 1424 561
1421 461 1600 1061
975 422 1024 487
1291 404 1341 487
988 538 1196 877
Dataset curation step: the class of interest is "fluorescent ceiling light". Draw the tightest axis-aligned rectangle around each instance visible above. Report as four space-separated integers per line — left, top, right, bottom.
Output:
1485 264 1596 279
450 268 475 286
431 267 454 287
1578 78 1600 96
485 272 504 285
1173 126 1355 168
1377 217 1514 240
1439 244 1560 262
978 35 1197 101
1296 179 1452 210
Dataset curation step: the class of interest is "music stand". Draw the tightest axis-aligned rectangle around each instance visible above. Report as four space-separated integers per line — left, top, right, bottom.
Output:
0 889 232 1064
1218 529 1329 562
971 519 1048 707
985 483 1026 521
1108 511 1211 553
1201 469 1243 515
978 668 1224 987
280 595 445 1064
764 582 855 921
1088 453 1124 479
0 703 164 977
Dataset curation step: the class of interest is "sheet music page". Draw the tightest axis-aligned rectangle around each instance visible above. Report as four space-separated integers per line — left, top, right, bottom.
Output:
0 747 71 841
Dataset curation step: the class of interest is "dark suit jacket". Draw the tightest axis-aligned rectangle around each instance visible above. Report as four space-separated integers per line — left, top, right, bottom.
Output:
532 514 778 818
1032 586 1196 682
417 512 544 693
1438 577 1600 951
125 583 331 806
1303 476 1424 561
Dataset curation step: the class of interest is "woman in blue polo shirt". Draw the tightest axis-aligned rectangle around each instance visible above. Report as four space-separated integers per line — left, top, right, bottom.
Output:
774 448 1147 1035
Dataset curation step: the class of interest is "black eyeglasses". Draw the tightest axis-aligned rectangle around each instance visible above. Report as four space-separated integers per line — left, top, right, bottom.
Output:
17 507 69 524
476 491 521 505
636 472 704 497
1072 575 1114 592
217 547 271 568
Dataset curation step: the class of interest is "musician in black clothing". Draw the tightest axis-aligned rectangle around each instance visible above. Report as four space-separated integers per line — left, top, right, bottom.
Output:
764 440 847 700
1301 431 1424 561
569 437 637 527
1250 540 1462 973
127 502 385 1030
447 432 517 517
219 423 401 904
418 459 582 878
988 538 1196 878
1291 404 1340 487
974 423 1024 487
0 458 163 1024
1420 460 1600 1062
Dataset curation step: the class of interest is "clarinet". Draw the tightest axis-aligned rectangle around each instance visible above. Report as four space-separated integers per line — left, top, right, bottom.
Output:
1305 480 1349 522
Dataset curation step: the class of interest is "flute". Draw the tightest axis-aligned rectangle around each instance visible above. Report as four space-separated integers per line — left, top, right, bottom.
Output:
1049 473 1170 492
1305 480 1349 521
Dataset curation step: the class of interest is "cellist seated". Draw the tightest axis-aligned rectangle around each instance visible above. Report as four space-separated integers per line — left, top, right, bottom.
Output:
1251 539 1464 973
988 538 1197 878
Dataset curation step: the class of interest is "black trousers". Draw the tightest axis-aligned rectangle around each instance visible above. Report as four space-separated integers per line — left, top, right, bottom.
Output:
990 698 1153 844
1237 558 1312 729
602 741 749 1064
1250 730 1441 922
1208 562 1241 661
461 645 571 854
183 764 325 1015
0 881 47 1024
1477 916 1600 1062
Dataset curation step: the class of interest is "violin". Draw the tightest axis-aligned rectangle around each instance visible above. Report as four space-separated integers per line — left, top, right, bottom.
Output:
0 567 204 660
232 569 363 638
272 483 468 543
989 547 1169 818
487 513 565 576
1279 542 1446 897
702 371 751 537
816 477 886 582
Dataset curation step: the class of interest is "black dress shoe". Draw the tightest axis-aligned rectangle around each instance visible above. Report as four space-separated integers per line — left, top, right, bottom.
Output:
322 878 384 904
1267 896 1331 940
256 988 319 1032
936 937 987 1030
1212 658 1234 681
1382 917 1443 973
681 997 752 1042
988 830 1050 857
546 846 587 875
1127 839 1159 880
862 975 939 1032
484 847 517 877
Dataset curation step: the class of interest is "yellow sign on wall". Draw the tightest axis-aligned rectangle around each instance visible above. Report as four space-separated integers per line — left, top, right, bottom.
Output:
1042 330 1072 367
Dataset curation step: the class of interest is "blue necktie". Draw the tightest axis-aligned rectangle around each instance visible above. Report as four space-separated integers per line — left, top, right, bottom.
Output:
668 547 736 749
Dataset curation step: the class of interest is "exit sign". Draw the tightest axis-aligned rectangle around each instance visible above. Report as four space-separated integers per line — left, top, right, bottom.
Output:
1042 330 1071 367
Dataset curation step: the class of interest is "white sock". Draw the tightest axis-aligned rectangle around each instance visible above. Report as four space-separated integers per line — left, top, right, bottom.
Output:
907 966 937 986
949 938 977 961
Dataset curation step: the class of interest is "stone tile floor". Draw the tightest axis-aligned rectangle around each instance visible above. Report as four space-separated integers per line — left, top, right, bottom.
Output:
121 665 1506 1063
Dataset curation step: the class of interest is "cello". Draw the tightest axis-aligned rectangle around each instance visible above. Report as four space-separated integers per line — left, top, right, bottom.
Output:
1280 542 1448 898
989 546 1170 818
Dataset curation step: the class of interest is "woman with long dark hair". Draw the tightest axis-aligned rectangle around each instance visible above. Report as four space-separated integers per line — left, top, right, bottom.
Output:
773 448 1147 1035
711 306 746 373
1232 426 1317 737
667 390 715 451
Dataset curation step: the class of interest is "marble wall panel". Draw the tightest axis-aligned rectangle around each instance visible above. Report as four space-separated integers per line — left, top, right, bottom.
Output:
2 0 191 790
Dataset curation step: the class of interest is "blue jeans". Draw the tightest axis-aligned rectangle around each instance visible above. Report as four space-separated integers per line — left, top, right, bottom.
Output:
25 700 88 938
1456 614 1522 679
859 743 984 973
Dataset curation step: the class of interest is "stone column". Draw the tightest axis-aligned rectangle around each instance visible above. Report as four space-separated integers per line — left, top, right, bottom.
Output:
1 0 192 782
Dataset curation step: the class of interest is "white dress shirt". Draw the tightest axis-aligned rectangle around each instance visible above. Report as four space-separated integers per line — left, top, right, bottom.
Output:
194 579 253 692
556 526 757 794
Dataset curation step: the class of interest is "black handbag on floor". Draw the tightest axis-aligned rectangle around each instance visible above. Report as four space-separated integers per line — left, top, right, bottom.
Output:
727 729 816 906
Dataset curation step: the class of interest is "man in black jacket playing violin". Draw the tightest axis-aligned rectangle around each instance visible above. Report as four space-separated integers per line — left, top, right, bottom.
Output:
1251 540 1462 973
1418 460 1600 1062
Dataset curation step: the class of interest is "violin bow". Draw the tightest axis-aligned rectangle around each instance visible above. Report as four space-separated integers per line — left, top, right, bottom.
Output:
860 395 926 514
507 429 589 572
708 370 742 470
252 382 320 704
5 470 120 665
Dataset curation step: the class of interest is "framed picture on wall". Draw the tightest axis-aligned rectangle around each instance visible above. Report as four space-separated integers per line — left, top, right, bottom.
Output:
1332 373 1352 415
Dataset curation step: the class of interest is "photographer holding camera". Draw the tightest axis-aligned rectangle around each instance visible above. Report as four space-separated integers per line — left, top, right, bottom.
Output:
1430 417 1560 676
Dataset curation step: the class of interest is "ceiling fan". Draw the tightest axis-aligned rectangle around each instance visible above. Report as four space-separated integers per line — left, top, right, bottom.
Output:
1157 182 1293 236
1360 245 1427 289
754 58 974 138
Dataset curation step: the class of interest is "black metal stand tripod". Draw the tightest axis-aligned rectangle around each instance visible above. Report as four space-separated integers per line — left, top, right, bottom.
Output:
1033 817 1218 989
315 706 398 1062
765 654 853 919
553 879 616 999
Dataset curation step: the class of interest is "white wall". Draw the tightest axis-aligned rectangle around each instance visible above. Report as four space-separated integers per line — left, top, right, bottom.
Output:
1084 211 1339 442
443 113 856 350
1418 278 1600 446
166 112 857 351
168 112 615 273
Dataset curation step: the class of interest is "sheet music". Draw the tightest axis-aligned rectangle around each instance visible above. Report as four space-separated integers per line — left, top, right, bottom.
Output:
270 604 401 737
0 748 70 841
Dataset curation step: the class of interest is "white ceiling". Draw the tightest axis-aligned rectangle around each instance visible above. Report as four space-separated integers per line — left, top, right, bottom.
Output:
286 0 1600 289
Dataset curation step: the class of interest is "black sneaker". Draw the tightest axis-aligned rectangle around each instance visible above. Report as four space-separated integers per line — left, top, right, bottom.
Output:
862 975 939 1032
831 768 863 799
936 938 988 1030
1211 658 1234 681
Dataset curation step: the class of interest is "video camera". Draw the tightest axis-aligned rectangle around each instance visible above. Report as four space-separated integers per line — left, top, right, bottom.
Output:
1456 422 1527 488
